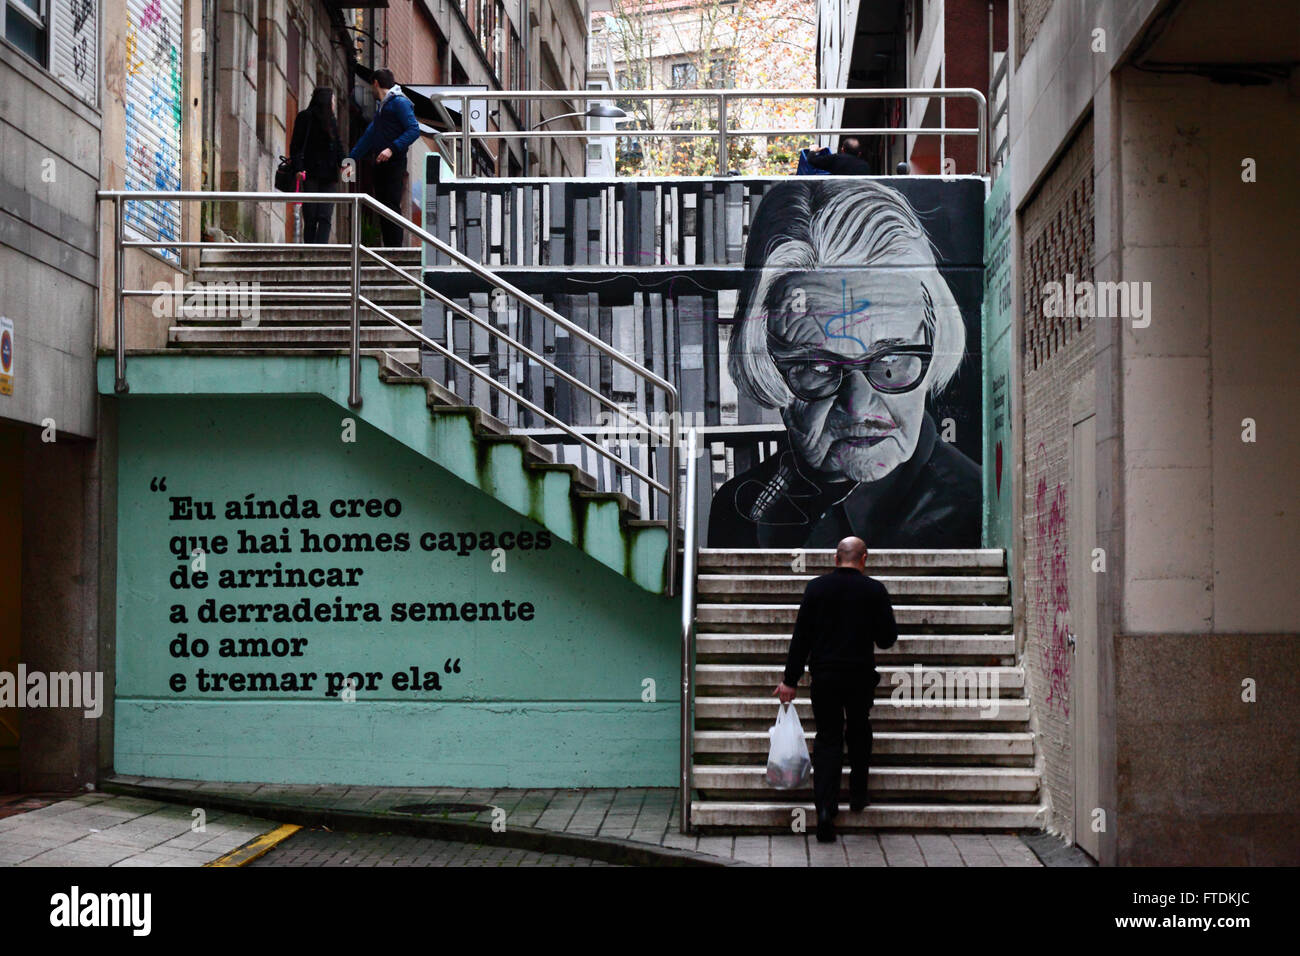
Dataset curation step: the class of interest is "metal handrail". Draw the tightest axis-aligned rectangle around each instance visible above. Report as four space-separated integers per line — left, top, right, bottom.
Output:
428 87 989 176
98 189 682 593
679 427 700 833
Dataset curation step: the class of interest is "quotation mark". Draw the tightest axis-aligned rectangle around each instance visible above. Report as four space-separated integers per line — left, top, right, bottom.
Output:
443 658 461 673
150 476 168 492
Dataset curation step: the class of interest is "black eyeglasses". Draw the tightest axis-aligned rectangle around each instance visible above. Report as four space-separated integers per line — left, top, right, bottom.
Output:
772 324 934 401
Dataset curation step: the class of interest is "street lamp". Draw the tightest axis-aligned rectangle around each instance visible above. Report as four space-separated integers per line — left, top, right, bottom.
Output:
532 103 628 128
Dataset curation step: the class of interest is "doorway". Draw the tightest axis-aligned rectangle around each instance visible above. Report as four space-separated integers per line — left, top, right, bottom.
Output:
1070 412 1099 859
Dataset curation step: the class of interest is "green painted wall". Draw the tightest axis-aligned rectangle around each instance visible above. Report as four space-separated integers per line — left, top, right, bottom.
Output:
113 393 678 787
983 172 1015 558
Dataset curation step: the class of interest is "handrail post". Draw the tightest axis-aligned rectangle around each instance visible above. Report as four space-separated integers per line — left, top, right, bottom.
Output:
349 194 362 408
461 99 472 177
667 403 679 596
679 427 698 834
113 195 128 394
717 93 728 175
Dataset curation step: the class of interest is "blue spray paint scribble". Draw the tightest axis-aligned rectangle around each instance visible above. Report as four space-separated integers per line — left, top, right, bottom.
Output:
820 278 871 353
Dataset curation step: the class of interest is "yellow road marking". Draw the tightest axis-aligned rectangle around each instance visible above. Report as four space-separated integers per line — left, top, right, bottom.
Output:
207 823 302 867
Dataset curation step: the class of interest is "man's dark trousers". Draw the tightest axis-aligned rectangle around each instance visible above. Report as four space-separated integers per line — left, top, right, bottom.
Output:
372 161 404 247
810 668 873 818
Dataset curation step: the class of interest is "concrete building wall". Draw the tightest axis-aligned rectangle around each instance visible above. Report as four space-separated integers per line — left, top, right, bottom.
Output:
1 1 105 792
0 41 100 439
108 390 678 786
1010 0 1300 863
1111 67 1299 866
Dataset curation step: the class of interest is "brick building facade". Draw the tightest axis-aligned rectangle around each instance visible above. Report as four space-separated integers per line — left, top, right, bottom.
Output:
1018 115 1095 841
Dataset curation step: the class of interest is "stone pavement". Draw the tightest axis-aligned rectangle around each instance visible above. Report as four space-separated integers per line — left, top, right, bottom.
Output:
103 777 1050 867
0 791 279 866
250 828 618 867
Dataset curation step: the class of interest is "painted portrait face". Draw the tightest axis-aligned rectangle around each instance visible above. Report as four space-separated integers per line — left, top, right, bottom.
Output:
766 267 936 483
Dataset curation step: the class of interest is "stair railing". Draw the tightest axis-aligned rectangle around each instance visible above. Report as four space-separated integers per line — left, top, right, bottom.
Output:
427 87 989 177
98 189 682 593
679 428 700 832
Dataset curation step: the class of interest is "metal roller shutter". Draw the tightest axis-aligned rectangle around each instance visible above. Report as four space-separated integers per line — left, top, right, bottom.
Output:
124 0 183 260
50 0 96 105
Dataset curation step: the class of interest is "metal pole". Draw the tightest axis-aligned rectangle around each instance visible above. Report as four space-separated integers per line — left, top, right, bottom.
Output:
461 99 472 177
349 194 362 408
114 195 128 394
667 400 679 594
717 93 728 175
678 427 698 834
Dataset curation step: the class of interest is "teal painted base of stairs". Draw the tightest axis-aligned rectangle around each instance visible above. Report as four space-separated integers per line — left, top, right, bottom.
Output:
96 353 669 593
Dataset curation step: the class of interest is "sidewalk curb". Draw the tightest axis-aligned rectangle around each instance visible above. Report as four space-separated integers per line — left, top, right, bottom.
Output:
99 781 748 868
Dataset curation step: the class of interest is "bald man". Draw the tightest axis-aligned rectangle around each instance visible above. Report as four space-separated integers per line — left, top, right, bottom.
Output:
774 536 899 841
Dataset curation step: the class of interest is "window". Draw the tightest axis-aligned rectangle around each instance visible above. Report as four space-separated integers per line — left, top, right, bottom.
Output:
670 61 697 89
509 26 521 90
4 0 48 67
491 1 505 79
709 57 732 89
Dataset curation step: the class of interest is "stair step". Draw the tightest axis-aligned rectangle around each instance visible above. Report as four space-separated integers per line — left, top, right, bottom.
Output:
172 289 420 318
692 765 1041 797
694 696 1031 727
170 325 421 348
199 247 422 266
694 664 1024 696
695 634 1017 662
697 573 1009 603
697 549 1006 575
193 266 421 284
696 603 1013 632
693 730 1036 758
689 801 1047 830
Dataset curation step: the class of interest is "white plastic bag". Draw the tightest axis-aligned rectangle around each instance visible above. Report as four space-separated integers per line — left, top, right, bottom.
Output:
765 701 812 789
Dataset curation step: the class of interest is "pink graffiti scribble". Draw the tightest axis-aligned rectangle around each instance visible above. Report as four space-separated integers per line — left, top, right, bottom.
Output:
139 0 161 30
1034 442 1070 716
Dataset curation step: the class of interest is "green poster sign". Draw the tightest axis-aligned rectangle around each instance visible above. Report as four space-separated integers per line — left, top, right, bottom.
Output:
982 173 1014 554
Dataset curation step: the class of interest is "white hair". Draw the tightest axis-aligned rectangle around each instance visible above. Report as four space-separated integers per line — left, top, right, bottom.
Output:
730 180 967 410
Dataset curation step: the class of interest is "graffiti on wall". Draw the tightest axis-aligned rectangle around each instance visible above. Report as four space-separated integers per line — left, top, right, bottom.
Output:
1034 443 1070 715
124 0 182 260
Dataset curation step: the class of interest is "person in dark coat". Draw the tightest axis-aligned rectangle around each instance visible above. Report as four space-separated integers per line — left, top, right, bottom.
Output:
289 86 344 243
709 179 981 549
774 535 898 843
804 136 874 175
347 68 420 247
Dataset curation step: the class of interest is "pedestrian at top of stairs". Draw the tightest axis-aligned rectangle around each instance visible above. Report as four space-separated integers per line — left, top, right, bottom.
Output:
774 535 899 843
347 68 420 248
290 86 345 244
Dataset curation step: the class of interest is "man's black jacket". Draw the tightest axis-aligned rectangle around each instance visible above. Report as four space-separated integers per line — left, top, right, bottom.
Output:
806 150 874 175
782 567 899 687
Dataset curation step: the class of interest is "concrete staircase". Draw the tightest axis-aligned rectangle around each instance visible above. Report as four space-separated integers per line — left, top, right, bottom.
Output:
689 549 1046 830
170 246 423 362
138 245 669 593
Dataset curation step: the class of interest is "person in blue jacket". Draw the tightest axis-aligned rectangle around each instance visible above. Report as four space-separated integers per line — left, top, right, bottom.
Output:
347 68 420 247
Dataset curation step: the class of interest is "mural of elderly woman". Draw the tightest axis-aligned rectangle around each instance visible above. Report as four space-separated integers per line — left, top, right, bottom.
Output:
709 179 982 549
